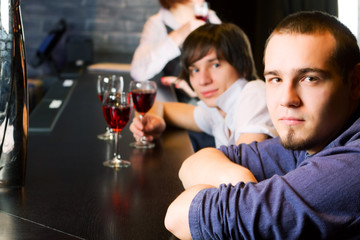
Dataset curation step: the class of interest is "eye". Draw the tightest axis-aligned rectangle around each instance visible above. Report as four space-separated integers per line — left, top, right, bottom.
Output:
266 77 281 84
189 67 199 75
212 63 220 68
301 75 319 84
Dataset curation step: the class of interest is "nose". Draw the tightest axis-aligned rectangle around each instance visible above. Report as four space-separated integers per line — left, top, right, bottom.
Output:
280 81 301 108
197 69 212 85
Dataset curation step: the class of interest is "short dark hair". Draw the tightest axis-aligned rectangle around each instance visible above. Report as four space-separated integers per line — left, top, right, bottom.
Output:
265 11 360 82
180 23 259 82
158 0 189 9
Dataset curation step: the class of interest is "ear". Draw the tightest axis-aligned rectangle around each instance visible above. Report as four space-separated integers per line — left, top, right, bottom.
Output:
349 63 360 100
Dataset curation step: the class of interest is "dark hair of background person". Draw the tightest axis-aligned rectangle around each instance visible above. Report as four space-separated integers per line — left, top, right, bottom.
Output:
159 0 189 9
207 0 338 80
266 10 360 82
179 23 258 83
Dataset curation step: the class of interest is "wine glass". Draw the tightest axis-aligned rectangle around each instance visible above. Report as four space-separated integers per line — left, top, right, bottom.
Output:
129 80 157 149
194 1 209 21
97 75 114 140
102 81 131 168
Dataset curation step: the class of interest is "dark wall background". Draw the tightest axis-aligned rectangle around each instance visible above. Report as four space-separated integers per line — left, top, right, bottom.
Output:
21 0 337 78
22 0 160 77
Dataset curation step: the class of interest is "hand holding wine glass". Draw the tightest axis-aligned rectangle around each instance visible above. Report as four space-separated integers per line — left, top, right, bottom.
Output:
102 77 132 168
129 80 157 148
194 1 209 21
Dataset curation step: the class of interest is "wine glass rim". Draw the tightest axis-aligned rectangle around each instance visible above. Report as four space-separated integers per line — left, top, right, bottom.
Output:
129 80 157 90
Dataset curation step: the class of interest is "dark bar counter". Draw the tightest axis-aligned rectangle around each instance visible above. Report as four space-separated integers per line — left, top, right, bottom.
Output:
0 72 193 239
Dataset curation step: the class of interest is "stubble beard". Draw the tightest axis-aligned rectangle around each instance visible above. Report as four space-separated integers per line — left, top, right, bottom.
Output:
280 127 314 151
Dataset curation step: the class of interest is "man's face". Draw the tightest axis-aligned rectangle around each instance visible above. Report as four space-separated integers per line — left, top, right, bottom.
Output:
264 32 355 154
189 49 240 107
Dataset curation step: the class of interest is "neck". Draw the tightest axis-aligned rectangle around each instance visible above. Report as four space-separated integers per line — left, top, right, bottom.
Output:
306 102 360 155
217 107 226 118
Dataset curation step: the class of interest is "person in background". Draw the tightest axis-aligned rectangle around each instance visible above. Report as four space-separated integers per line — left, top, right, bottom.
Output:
164 11 360 239
129 23 277 149
130 0 221 102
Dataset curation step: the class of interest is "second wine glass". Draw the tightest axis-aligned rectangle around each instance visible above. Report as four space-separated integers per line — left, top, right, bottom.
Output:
129 80 157 149
102 89 132 168
97 75 114 140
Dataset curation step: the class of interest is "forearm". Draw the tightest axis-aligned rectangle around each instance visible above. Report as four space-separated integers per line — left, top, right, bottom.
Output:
138 101 198 139
168 19 205 46
179 147 257 189
130 16 182 81
163 102 201 132
131 36 180 81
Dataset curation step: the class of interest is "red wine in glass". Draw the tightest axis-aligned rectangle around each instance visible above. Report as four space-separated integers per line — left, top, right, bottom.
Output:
102 105 131 132
131 89 156 114
195 15 208 21
98 93 103 102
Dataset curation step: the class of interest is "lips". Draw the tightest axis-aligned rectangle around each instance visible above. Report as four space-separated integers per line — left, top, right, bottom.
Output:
200 89 218 98
279 117 304 126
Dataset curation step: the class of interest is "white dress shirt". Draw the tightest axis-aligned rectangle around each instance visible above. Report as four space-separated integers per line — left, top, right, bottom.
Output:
130 8 221 81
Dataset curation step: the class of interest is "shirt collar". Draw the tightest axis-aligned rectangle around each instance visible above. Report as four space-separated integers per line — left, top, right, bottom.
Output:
215 79 248 114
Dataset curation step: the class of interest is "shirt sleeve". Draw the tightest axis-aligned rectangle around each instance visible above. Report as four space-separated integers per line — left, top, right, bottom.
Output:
233 80 277 140
130 15 181 81
189 141 360 239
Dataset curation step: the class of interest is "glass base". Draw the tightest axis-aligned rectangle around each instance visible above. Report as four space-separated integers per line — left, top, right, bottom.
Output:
103 158 131 168
97 131 121 141
129 141 155 149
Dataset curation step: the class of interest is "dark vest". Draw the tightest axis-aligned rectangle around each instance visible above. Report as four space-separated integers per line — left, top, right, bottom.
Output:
163 24 182 77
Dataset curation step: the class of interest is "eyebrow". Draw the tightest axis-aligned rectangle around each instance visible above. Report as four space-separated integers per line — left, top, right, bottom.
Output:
299 68 331 77
264 68 331 78
263 70 278 77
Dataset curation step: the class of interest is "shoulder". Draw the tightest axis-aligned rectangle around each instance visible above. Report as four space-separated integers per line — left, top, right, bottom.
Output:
237 80 266 99
244 79 266 89
141 10 168 35
239 80 266 98
145 10 163 26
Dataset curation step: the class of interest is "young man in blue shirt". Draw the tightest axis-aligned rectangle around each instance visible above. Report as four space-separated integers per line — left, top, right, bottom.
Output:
165 11 360 239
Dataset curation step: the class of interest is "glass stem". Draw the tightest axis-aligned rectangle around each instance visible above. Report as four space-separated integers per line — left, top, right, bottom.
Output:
139 114 147 143
114 131 120 159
